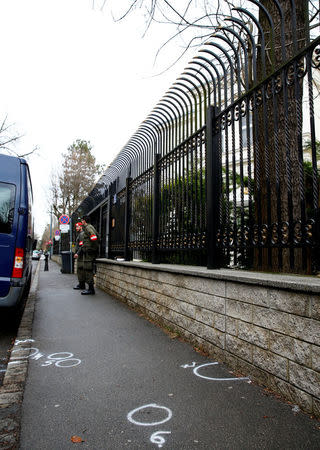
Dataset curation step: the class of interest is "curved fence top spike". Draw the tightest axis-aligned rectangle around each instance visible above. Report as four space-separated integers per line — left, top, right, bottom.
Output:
135 127 155 147
145 115 168 156
160 96 182 118
163 93 185 117
165 88 191 136
184 69 209 122
199 47 228 106
225 16 258 83
145 114 167 132
128 136 151 167
231 7 265 81
158 99 182 146
156 103 179 136
148 114 168 134
188 60 216 107
128 135 148 155
155 103 177 124
150 109 173 151
185 67 209 98
178 75 201 102
161 96 184 138
124 138 145 156
104 166 120 184
150 107 173 128
171 83 194 110
120 146 139 162
173 80 197 133
143 118 164 141
132 130 155 161
124 143 144 161
211 29 248 91
245 0 276 70
110 159 129 175
189 57 217 87
166 87 190 114
148 112 170 136
194 55 221 107
138 122 159 143
113 152 130 166
107 163 122 174
187 60 211 84
203 40 238 101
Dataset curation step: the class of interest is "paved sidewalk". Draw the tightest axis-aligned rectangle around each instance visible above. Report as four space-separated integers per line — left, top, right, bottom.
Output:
3 260 320 449
0 260 40 449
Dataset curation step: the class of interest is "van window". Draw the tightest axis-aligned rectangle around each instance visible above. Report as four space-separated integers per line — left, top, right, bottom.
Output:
0 182 16 234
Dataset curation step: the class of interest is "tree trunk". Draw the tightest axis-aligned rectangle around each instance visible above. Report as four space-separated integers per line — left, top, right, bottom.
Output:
253 0 310 273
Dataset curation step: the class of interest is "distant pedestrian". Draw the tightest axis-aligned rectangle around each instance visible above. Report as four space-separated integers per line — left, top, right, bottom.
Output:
79 215 99 295
44 251 49 271
73 222 85 290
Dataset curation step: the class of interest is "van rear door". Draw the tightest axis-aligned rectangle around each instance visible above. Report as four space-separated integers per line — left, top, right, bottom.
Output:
0 181 16 297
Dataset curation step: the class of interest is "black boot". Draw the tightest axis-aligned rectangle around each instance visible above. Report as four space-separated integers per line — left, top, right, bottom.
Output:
73 282 85 290
81 283 95 295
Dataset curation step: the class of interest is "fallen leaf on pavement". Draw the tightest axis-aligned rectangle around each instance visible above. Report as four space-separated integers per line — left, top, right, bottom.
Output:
71 435 84 443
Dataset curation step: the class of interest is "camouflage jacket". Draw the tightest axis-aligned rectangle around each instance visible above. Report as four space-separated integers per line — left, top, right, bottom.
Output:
75 231 85 255
82 224 99 256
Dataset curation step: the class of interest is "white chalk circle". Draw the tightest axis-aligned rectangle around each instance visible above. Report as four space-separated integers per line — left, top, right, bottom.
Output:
47 352 74 360
193 362 249 381
47 352 81 368
127 404 172 427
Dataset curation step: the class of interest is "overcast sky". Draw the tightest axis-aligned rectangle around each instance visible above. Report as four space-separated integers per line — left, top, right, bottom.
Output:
0 0 199 236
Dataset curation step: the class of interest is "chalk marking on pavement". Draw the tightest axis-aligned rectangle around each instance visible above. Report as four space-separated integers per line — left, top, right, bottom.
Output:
181 361 249 381
194 363 249 381
150 431 171 448
9 346 81 368
127 404 172 448
10 347 39 360
15 339 35 345
180 361 198 368
127 403 172 427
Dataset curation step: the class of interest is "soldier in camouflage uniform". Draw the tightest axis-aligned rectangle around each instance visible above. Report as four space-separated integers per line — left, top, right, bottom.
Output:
79 215 99 295
73 222 85 290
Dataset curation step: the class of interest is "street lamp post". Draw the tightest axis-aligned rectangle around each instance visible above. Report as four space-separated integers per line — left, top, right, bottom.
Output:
50 206 53 258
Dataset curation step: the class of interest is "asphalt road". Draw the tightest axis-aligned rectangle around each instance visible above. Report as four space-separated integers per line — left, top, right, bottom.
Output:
20 260 319 449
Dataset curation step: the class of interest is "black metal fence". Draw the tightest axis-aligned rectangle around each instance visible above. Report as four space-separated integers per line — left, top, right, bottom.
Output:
73 2 320 275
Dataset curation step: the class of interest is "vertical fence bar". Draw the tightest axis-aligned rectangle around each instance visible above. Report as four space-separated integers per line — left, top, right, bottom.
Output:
152 153 161 264
106 192 112 259
206 105 221 269
124 177 132 261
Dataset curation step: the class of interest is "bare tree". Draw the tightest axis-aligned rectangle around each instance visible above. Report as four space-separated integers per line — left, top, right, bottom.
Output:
49 139 105 221
98 1 319 70
0 115 38 158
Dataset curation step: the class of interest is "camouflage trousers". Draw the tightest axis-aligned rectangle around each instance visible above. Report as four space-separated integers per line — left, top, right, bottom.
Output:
76 259 86 284
78 254 95 284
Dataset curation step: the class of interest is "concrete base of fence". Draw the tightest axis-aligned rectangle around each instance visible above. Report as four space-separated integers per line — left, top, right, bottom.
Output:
95 258 320 419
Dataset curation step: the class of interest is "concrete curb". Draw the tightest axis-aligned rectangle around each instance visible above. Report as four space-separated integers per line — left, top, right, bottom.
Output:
0 261 41 449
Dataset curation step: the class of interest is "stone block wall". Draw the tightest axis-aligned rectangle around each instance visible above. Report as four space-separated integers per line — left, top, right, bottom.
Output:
95 259 320 418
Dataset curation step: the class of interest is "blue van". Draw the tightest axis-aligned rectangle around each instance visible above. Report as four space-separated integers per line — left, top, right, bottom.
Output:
0 154 33 310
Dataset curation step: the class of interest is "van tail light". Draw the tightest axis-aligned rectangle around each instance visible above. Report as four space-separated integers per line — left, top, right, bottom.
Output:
12 248 24 278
